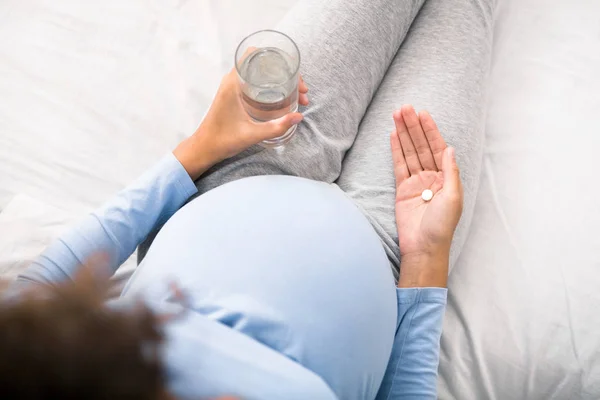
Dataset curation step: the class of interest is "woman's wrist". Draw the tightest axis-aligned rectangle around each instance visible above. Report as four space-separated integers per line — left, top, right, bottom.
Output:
172 127 216 181
397 247 450 288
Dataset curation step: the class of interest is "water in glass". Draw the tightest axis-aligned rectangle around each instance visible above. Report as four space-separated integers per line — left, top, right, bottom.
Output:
238 47 299 124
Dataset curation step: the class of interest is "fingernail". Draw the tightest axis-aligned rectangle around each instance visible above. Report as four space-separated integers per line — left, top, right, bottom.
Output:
291 114 303 125
448 147 455 159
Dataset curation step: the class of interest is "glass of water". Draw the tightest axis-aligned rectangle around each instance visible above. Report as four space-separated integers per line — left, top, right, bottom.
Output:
235 30 301 148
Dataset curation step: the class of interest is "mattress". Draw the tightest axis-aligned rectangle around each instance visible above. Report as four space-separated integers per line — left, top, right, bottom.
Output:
0 0 599 399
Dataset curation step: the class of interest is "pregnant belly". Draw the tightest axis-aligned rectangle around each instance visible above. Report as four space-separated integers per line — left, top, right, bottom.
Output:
125 175 397 398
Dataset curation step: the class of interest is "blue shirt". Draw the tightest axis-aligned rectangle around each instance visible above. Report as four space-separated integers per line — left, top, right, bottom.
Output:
9 154 447 400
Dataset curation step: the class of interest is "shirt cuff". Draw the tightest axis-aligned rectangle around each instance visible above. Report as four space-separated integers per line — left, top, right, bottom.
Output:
396 287 448 306
162 152 198 200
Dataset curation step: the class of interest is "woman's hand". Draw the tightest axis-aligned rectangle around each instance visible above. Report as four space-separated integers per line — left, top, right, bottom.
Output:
391 105 464 288
174 69 309 180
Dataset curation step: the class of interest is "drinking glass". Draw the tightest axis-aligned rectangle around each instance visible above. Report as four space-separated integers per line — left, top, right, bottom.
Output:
235 30 301 148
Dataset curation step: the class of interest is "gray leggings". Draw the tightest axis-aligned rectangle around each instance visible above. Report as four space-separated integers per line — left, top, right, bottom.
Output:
140 0 496 279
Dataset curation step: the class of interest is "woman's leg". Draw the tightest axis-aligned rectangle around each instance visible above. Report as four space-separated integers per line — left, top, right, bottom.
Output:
336 0 497 279
139 0 425 260
194 0 425 191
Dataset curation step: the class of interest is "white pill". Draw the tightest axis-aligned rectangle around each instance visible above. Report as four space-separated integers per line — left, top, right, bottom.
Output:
421 189 433 202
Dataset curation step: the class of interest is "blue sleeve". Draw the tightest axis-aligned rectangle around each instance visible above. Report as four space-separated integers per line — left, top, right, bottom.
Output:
376 288 448 400
11 153 198 290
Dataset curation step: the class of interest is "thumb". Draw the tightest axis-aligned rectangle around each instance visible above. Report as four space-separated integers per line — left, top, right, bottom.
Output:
254 112 303 141
442 146 461 195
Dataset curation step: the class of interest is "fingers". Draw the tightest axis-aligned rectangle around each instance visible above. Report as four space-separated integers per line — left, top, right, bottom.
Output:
401 105 438 171
390 130 410 185
419 110 447 170
393 109 422 175
299 75 309 106
299 75 308 93
299 92 309 106
442 147 463 201
255 112 304 141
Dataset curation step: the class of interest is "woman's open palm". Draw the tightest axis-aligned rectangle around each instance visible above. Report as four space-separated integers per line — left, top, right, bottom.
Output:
391 105 464 258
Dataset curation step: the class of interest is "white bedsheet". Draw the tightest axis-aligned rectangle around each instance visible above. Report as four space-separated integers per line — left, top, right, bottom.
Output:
440 1 600 399
1 0 599 399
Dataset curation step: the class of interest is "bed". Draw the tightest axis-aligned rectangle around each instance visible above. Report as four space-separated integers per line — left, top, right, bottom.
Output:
1 0 599 398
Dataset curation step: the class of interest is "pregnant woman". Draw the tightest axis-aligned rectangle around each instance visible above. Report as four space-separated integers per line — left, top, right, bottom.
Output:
1 0 494 399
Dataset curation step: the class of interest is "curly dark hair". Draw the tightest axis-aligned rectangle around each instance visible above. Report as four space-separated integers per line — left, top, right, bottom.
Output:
0 277 168 400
